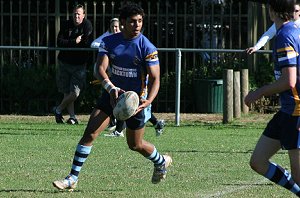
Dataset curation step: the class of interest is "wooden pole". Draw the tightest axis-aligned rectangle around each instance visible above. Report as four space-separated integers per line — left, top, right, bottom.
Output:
241 69 249 114
223 69 233 124
234 71 241 118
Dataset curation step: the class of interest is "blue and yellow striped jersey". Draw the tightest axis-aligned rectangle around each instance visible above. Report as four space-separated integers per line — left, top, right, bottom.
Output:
274 21 300 116
98 32 159 98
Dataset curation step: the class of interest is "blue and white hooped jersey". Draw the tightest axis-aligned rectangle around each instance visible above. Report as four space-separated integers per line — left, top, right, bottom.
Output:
274 21 300 115
98 32 159 98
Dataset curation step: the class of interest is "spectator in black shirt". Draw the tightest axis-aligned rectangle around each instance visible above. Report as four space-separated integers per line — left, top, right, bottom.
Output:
54 4 93 124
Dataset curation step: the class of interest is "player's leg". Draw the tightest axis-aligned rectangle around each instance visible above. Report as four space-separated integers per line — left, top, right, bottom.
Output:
251 112 300 196
258 143 300 196
106 120 125 137
250 112 281 174
125 108 172 184
107 114 117 131
272 114 300 196
149 112 157 125
149 113 165 136
126 127 154 156
250 134 280 175
126 127 171 184
53 92 112 190
288 149 300 195
115 120 126 134
79 109 110 145
53 108 110 190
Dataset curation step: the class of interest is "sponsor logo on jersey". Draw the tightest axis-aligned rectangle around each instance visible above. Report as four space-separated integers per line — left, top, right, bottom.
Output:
112 65 137 78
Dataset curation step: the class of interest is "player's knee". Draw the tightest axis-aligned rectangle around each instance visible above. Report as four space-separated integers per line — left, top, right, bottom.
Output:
249 158 258 172
128 142 143 152
249 156 267 175
80 132 97 144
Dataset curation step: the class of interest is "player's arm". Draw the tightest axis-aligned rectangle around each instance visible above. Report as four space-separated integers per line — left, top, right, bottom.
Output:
137 64 160 112
94 53 122 106
245 66 296 106
94 37 118 94
93 54 109 81
146 64 160 103
94 54 117 93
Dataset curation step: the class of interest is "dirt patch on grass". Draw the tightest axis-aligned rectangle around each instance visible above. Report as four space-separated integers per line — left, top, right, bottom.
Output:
0 112 274 124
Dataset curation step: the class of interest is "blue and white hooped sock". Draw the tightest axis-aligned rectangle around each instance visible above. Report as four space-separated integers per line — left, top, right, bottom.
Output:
265 162 300 195
146 147 165 166
69 144 92 181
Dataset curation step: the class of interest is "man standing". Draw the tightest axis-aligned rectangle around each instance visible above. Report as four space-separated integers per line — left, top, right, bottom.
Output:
54 4 93 124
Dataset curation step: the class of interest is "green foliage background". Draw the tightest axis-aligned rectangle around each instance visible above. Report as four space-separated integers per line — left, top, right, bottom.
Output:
1 54 276 114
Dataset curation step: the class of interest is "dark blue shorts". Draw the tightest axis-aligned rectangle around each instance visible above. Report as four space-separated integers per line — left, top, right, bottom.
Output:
263 111 300 150
95 91 151 130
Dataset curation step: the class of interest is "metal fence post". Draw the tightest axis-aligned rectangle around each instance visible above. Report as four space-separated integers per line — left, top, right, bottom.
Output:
175 48 182 126
55 0 60 68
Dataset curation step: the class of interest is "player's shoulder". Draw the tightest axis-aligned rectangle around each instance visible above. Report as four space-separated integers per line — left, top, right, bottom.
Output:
136 34 157 52
100 32 123 50
103 32 122 42
278 22 298 39
139 34 155 44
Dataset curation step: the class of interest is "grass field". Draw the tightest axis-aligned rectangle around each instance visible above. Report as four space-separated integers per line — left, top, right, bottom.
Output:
0 113 295 198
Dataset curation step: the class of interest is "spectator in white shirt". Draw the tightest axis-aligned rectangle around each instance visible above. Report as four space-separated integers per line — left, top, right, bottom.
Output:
90 18 121 49
246 3 300 54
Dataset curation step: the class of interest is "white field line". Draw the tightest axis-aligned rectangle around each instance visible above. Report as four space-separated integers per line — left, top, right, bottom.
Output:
200 178 268 198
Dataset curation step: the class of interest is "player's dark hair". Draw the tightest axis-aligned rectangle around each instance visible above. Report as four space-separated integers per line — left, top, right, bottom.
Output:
268 0 295 21
119 2 145 20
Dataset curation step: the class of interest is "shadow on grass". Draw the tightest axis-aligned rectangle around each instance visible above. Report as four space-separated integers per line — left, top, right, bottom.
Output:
223 183 273 186
0 127 71 132
168 150 286 155
0 189 81 193
0 188 124 193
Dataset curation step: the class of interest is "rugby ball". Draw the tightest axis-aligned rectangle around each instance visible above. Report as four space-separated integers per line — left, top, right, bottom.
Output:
113 91 139 121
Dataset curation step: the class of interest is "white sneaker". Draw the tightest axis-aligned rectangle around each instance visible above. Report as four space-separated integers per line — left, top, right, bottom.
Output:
52 175 78 191
104 130 124 137
151 155 172 184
